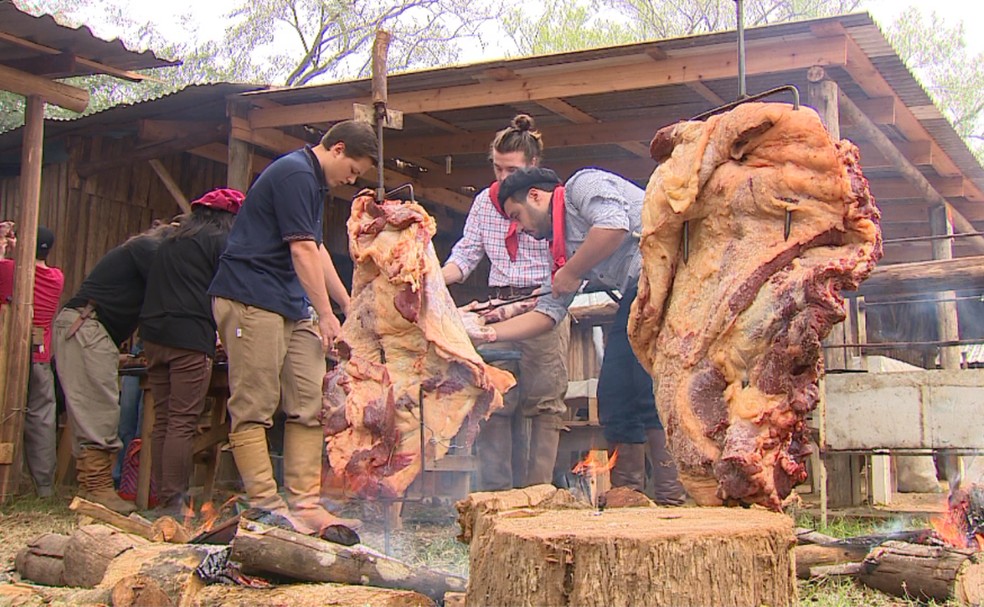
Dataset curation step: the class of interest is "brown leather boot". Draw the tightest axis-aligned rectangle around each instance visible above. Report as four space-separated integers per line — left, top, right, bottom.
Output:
228 426 289 515
525 413 563 486
76 448 137 514
609 442 647 492
477 415 514 490
647 428 687 506
283 424 361 533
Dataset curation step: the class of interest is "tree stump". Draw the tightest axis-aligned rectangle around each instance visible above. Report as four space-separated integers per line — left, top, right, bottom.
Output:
190 583 435 607
15 533 69 586
61 525 149 588
467 507 796 607
857 540 984 604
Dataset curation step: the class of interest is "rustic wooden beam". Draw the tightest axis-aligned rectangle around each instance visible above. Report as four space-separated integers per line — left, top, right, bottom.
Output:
0 64 88 113
929 206 962 369
867 176 966 200
0 95 44 503
0 52 77 77
0 31 162 83
838 89 984 254
860 255 984 296
422 156 657 190
534 98 651 158
188 143 271 176
249 35 849 129
147 160 191 213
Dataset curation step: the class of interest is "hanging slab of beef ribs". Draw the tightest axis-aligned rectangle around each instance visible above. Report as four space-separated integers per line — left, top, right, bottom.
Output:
628 103 882 511
323 192 515 498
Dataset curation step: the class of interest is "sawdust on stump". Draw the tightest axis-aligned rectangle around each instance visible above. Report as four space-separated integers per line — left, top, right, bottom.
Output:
467 506 796 607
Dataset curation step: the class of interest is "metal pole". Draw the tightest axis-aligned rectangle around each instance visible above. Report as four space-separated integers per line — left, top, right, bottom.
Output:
735 0 747 99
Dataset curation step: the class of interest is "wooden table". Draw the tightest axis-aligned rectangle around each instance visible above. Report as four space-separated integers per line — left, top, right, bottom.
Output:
127 363 230 510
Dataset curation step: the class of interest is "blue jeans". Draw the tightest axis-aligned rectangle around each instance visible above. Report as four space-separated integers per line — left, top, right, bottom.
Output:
597 284 663 444
113 344 144 485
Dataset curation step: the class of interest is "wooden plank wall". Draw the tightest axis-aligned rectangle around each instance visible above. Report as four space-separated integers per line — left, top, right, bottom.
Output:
0 134 230 302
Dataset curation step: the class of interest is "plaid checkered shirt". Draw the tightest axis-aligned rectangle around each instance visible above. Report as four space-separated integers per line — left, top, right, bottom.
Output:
446 187 552 288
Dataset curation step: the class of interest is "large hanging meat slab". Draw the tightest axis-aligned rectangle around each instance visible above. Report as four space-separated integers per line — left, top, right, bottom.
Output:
324 192 515 497
628 103 882 511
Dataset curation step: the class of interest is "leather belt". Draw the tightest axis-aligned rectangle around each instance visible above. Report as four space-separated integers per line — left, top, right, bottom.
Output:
65 301 96 339
487 285 537 300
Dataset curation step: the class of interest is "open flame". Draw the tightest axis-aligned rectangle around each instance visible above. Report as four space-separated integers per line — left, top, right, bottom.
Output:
571 448 618 508
930 484 984 550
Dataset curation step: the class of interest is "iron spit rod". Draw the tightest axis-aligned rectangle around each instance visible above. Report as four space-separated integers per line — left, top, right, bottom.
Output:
883 231 984 245
862 294 984 307
822 338 984 349
735 0 747 99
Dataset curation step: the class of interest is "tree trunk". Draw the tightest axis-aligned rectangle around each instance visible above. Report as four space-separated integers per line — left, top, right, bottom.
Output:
190 583 435 607
62 525 150 588
455 484 575 544
794 543 869 579
857 540 984 605
15 533 69 586
230 519 466 602
467 507 796 607
97 542 223 607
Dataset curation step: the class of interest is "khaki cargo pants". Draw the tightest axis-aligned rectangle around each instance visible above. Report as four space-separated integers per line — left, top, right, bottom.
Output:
213 298 326 434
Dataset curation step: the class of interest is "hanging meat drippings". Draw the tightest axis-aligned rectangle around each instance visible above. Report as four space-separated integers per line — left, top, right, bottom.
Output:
323 192 514 498
628 103 882 511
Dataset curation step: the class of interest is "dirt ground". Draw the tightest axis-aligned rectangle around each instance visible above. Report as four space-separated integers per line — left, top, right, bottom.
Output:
0 492 963 607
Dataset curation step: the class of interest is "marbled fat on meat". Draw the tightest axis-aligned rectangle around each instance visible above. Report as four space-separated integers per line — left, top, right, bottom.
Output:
628 103 882 511
323 193 515 497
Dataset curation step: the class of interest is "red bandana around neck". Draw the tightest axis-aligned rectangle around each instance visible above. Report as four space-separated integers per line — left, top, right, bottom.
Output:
488 180 520 261
547 186 567 276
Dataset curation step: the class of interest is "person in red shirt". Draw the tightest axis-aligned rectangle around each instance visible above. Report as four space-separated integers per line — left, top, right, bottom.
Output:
0 226 65 497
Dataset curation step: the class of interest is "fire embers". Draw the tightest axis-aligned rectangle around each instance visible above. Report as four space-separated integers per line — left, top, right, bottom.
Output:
629 103 883 511
322 193 514 498
932 484 984 549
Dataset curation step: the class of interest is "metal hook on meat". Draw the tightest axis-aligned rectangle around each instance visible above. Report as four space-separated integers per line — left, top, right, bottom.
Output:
682 220 690 265
784 209 793 241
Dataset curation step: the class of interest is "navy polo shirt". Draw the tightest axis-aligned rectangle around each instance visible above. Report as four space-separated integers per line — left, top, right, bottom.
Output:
209 147 328 321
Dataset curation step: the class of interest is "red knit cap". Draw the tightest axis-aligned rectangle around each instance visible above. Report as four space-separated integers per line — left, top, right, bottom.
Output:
191 188 245 214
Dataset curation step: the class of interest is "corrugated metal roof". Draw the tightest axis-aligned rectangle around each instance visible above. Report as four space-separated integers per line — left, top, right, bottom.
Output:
0 1 176 77
0 83 265 152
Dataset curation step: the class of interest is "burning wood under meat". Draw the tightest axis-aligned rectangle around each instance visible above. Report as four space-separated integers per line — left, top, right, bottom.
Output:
230 518 466 602
628 102 882 511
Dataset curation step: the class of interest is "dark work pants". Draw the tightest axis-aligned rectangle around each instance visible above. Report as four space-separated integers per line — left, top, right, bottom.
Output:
597 283 663 444
145 341 212 506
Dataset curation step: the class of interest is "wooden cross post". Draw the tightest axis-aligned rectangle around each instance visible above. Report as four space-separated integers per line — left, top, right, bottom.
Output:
353 30 403 200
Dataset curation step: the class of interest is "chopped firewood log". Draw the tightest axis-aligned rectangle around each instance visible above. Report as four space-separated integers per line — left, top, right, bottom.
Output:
443 591 466 607
468 506 796 607
794 543 869 579
15 533 69 586
150 515 192 543
96 542 225 607
62 525 150 588
455 484 566 544
230 519 466 602
600 486 655 509
857 540 984 605
189 583 435 607
69 497 157 539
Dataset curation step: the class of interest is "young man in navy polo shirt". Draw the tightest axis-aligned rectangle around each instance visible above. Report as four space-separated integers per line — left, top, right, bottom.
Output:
210 120 376 532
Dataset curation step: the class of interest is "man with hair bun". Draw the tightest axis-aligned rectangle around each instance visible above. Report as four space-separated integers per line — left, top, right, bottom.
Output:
442 114 570 490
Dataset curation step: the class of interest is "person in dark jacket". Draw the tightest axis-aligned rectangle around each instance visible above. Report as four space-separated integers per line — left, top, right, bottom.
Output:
139 189 243 515
53 221 174 513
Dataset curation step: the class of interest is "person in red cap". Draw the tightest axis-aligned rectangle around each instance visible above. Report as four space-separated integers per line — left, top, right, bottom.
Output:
53 220 177 513
138 188 244 515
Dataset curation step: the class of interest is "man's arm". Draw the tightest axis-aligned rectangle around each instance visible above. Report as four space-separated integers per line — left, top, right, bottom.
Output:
553 227 627 297
486 310 556 342
442 262 464 285
290 240 340 349
319 243 350 315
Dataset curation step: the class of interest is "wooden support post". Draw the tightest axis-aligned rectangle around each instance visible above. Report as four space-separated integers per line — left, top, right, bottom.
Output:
135 387 155 510
808 70 863 509
227 102 253 193
0 95 45 503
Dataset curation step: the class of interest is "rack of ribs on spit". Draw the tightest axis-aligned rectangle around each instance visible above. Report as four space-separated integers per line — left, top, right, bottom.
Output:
323 191 515 498
628 102 883 511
